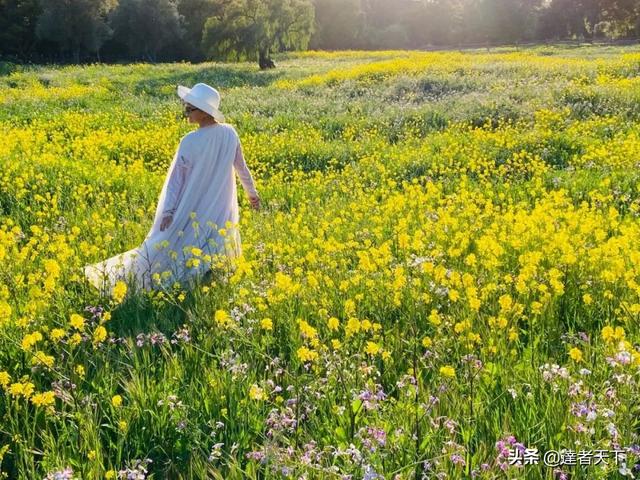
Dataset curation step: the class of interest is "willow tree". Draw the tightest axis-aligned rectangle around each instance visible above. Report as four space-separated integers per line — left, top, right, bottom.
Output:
202 0 314 69
109 0 184 62
35 0 116 62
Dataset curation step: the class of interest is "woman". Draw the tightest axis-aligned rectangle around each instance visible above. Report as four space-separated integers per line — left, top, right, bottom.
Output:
84 83 260 296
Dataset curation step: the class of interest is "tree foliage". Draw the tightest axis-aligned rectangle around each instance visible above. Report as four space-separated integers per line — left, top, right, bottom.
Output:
308 0 364 50
202 0 314 68
2 0 640 64
177 0 222 60
0 0 42 58
109 0 184 62
35 0 116 62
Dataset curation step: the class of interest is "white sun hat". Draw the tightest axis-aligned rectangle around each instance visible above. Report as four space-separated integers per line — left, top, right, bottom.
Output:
177 83 225 122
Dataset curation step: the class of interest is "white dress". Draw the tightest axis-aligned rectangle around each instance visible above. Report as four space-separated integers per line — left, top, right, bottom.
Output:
83 123 258 296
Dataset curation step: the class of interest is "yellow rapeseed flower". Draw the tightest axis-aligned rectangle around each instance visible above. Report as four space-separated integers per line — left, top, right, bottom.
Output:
569 347 583 362
0 371 10 387
298 319 318 339
70 314 85 331
327 317 340 331
345 317 361 336
50 328 66 342
428 309 441 326
112 281 127 303
365 341 381 355
214 310 231 327
9 381 34 399
93 325 108 344
440 365 456 378
32 351 54 369
297 346 318 362
31 391 55 408
21 331 43 351
249 384 266 400
602 325 624 343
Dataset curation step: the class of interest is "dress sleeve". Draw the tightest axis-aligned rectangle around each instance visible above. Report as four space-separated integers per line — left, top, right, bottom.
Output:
233 141 258 197
162 152 192 216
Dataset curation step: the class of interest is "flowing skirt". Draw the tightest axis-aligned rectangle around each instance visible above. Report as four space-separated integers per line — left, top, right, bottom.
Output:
83 224 241 297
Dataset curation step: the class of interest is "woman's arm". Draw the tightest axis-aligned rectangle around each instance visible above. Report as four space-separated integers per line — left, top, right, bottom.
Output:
160 154 191 232
233 142 259 199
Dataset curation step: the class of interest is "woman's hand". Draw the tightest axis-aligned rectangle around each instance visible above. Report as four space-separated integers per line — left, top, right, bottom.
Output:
160 214 174 231
248 194 261 210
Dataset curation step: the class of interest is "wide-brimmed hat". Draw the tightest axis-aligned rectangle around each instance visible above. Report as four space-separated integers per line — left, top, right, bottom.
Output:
177 83 225 122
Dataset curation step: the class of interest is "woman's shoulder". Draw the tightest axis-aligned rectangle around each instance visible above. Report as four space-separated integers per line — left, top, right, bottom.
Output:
221 122 239 138
180 123 237 147
179 130 199 147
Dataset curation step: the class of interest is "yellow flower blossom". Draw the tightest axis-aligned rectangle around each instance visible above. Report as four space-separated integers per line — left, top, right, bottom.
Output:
93 325 108 344
249 384 266 400
21 331 43 351
365 341 381 355
50 328 66 342
214 310 232 327
9 382 34 399
428 309 441 326
31 391 55 408
440 365 456 378
569 347 583 362
296 346 318 362
345 317 361 336
298 319 318 340
32 351 54 369
70 313 85 331
0 371 10 388
327 317 340 331
69 333 82 347
112 281 127 303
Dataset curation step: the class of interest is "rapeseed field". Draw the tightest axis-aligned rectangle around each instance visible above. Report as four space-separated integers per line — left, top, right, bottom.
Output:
1 46 640 479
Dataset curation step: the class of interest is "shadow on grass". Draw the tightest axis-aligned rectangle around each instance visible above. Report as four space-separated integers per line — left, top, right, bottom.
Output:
129 63 288 97
80 268 216 342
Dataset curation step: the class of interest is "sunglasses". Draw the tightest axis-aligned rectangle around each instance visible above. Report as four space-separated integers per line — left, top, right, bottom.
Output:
183 104 200 114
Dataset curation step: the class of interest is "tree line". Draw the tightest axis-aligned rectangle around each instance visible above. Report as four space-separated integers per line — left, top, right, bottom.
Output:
1 0 639 68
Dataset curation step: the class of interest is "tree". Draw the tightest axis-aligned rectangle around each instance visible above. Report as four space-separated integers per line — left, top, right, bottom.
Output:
598 0 640 37
477 0 542 44
402 0 465 47
309 0 365 50
538 0 612 40
202 0 314 69
0 0 42 59
35 0 116 62
110 0 185 62
177 0 223 60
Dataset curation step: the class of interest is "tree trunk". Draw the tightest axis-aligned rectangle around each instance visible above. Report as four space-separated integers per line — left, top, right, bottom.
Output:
258 47 276 70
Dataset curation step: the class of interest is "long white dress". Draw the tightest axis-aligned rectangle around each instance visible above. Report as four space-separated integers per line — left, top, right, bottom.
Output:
83 123 258 296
